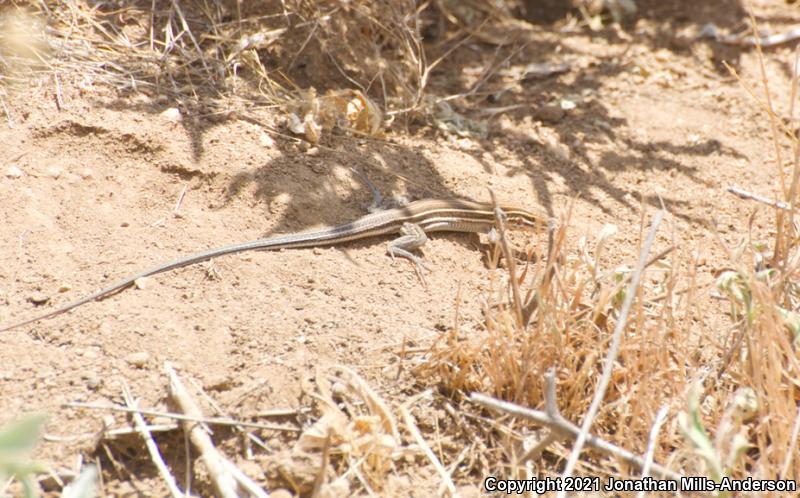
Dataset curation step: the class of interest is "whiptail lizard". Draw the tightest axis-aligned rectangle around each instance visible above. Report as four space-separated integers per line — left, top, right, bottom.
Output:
0 199 546 332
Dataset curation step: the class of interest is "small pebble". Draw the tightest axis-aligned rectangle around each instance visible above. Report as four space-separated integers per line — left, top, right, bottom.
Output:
204 375 234 392
58 284 72 293
259 131 275 147
6 165 23 178
160 107 182 123
125 351 150 368
46 166 63 179
85 376 102 390
533 104 565 123
28 292 50 305
560 98 577 110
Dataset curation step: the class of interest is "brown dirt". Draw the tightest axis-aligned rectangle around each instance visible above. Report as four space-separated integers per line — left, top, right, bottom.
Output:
1 0 798 496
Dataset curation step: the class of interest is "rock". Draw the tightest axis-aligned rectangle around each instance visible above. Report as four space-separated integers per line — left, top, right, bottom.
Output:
559 98 577 110
46 166 63 178
125 351 150 368
27 292 50 305
160 107 182 123
534 104 565 123
203 374 235 392
85 376 102 390
6 165 23 178
259 131 275 147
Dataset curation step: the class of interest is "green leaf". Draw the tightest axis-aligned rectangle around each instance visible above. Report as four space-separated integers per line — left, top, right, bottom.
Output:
0 415 47 455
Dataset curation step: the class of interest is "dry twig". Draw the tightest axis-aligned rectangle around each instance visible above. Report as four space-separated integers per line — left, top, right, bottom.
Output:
727 185 792 211
636 405 670 498
121 382 187 498
63 401 298 432
471 370 683 483
166 362 265 498
400 390 456 497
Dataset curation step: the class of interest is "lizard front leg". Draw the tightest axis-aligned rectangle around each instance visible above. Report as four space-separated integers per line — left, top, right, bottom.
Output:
387 222 431 279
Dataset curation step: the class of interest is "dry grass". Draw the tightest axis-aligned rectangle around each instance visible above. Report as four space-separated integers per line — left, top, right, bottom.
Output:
421 194 798 493
1 0 431 139
710 24 800 480
419 205 703 480
416 21 800 498
0 0 440 132
1 1 543 140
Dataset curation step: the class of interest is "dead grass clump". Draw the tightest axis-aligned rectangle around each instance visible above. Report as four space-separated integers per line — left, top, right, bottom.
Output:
2 1 558 142
710 24 800 480
418 206 797 487
415 213 798 493
708 232 800 483
418 209 698 477
269 367 446 496
411 19 800 491
2 1 426 133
